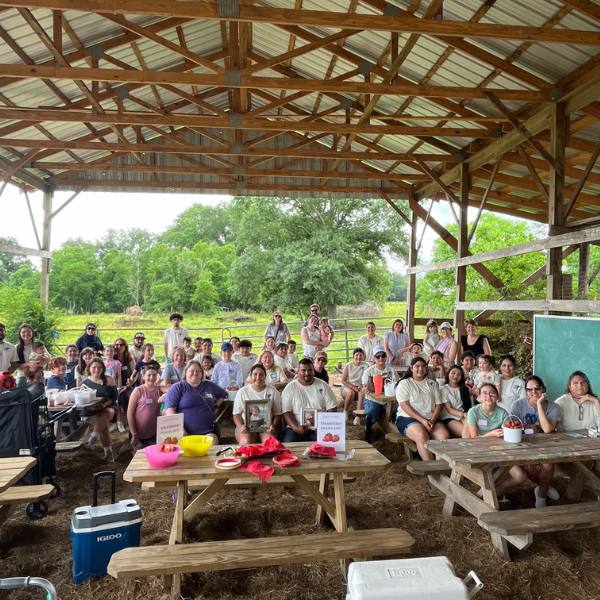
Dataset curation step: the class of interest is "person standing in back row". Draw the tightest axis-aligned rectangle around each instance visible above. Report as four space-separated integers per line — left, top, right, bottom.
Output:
163 312 188 362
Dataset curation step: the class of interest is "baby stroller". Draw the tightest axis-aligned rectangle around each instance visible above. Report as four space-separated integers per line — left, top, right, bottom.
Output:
0 383 69 519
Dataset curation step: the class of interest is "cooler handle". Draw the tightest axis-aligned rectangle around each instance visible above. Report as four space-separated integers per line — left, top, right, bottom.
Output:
92 470 116 506
464 570 483 598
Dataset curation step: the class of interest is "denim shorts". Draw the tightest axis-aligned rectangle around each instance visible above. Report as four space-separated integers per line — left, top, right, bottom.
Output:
395 416 419 435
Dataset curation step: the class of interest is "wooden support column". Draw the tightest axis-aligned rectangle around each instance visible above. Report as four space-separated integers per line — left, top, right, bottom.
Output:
578 242 590 297
546 103 567 307
454 163 469 338
406 203 417 341
40 187 52 304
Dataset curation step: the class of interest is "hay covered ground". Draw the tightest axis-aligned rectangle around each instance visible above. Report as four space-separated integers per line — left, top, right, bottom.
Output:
2 423 600 600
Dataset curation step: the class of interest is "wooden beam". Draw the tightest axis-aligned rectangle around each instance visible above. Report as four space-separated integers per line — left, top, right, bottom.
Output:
407 223 600 275
415 67 600 200
0 137 453 162
454 164 469 338
467 160 500 246
564 145 600 219
456 299 600 313
0 106 497 137
40 188 52 304
578 242 590 297
0 1 598 44
559 0 600 22
0 240 51 258
0 63 550 102
406 207 417 340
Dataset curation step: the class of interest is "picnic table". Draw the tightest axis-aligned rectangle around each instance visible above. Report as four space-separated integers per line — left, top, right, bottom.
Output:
122 440 392 595
426 432 600 559
0 456 47 526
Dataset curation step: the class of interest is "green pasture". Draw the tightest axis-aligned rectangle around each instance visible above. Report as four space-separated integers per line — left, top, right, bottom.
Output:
55 302 410 364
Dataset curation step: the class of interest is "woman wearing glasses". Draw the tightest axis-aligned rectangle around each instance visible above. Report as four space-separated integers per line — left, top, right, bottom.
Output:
113 337 137 429
511 375 561 507
264 312 291 345
75 322 104 353
466 383 527 498
555 371 600 432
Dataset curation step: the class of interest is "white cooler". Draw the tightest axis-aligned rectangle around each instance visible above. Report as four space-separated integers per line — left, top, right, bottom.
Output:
346 556 482 600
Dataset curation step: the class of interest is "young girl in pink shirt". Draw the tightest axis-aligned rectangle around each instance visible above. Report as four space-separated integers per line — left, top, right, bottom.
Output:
127 365 162 448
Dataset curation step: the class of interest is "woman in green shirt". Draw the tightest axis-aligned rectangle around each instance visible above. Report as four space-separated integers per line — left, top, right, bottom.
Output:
466 383 527 499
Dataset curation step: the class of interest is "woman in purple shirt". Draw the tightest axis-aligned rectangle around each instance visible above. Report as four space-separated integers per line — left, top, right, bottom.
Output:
164 360 228 441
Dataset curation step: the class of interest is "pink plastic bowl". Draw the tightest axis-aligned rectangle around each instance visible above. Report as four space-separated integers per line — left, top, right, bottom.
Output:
144 444 181 468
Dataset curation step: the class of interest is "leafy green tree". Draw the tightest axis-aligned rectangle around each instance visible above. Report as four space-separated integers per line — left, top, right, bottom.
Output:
418 213 546 314
228 197 406 315
0 285 59 352
49 240 100 313
8 263 40 297
161 203 232 247
388 272 407 301
0 237 30 283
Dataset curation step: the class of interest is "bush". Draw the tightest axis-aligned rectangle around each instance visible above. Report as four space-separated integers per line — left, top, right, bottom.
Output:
0 285 60 353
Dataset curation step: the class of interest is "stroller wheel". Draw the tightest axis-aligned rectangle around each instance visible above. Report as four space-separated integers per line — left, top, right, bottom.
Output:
26 501 48 520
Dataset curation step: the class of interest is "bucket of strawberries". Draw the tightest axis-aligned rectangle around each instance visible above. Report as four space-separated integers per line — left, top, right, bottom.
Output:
502 415 523 443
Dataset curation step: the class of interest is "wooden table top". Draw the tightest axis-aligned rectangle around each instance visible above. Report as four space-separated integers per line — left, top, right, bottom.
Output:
0 456 36 493
124 440 389 484
427 432 600 469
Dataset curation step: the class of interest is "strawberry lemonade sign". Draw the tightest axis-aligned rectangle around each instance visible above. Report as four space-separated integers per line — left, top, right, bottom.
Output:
317 411 346 452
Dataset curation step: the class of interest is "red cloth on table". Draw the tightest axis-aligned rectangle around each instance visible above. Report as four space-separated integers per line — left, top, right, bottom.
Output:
235 435 286 457
239 460 275 481
308 443 336 458
273 452 300 468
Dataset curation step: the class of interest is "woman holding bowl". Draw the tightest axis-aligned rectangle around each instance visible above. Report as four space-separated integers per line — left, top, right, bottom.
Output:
163 360 228 441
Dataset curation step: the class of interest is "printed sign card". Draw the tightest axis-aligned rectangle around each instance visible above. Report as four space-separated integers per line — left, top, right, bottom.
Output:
316 411 346 452
156 413 184 444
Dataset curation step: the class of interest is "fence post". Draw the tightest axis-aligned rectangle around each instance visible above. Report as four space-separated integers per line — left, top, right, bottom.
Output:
344 319 350 363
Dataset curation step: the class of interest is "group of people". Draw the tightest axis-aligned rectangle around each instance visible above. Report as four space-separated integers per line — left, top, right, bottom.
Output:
2 312 597 510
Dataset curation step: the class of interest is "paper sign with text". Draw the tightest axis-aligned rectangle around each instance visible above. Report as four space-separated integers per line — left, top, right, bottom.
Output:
317 411 346 452
156 413 184 444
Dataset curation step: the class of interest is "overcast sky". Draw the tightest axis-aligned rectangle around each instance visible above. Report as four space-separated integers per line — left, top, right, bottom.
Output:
4 182 459 271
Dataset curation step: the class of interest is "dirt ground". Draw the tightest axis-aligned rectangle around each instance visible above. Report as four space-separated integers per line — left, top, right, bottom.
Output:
3 422 600 600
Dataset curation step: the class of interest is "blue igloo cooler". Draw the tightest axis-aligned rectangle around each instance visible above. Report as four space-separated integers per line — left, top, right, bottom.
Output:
70 471 141 584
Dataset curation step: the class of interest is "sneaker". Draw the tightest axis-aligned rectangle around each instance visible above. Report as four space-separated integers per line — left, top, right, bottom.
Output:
365 430 374 444
84 432 98 449
534 486 547 509
352 416 360 426
117 422 126 433
109 423 118 433
547 486 560 501
104 448 115 464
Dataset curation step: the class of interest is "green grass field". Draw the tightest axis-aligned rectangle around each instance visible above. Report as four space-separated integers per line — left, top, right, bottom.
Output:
55 302 408 364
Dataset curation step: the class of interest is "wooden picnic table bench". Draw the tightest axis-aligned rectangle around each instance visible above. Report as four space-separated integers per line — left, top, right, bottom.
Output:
406 459 450 476
108 528 414 585
426 432 600 560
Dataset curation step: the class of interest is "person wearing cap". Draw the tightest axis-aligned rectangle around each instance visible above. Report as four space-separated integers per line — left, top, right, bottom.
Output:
75 322 104 353
383 319 411 365
358 321 384 364
362 345 397 443
435 322 458 367
129 332 146 362
163 312 188 362
211 342 242 390
264 311 291 345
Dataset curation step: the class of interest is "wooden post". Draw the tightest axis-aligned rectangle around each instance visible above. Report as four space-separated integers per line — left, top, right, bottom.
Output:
454 164 469 339
546 103 566 306
40 187 53 305
406 200 417 342
578 242 590 297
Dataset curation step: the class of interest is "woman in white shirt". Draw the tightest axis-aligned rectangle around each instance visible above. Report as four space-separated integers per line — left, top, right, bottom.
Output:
341 348 368 423
395 356 448 459
555 370 600 432
498 355 526 413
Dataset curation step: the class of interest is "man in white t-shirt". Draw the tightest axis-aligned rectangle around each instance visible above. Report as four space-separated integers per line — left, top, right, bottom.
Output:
0 323 18 373
163 312 188 361
281 358 337 442
358 321 384 364
362 345 396 443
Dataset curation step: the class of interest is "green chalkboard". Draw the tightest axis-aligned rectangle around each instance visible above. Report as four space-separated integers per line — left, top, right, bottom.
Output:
533 315 600 402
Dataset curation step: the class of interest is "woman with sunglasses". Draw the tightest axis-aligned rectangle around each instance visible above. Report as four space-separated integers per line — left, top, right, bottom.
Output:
264 311 291 345
511 375 561 507
313 351 329 384
466 383 527 498
75 322 104 353
555 371 600 432
113 337 137 427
